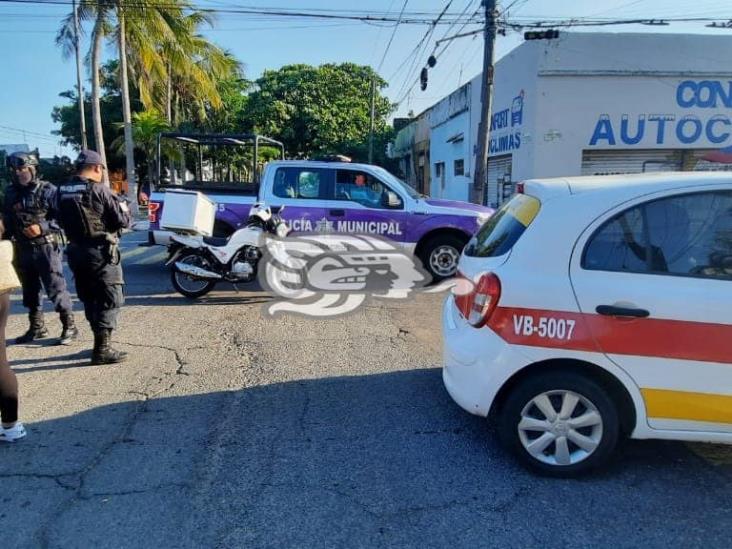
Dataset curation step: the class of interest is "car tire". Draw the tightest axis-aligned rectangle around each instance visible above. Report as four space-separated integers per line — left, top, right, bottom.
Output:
419 234 466 281
497 371 620 477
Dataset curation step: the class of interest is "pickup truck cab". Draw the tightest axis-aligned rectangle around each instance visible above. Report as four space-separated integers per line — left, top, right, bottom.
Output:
150 149 493 279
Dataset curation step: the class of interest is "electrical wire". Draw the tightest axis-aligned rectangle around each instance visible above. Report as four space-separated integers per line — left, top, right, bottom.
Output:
376 0 409 73
0 0 479 24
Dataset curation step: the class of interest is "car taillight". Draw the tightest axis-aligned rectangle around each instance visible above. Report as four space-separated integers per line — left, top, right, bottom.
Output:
454 272 501 328
516 182 525 194
148 202 160 223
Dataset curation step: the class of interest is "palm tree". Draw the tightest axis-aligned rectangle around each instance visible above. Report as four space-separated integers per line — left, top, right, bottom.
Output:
113 110 171 194
57 0 242 197
56 1 111 186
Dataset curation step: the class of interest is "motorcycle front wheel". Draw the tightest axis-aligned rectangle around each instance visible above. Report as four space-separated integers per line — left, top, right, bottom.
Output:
171 252 217 299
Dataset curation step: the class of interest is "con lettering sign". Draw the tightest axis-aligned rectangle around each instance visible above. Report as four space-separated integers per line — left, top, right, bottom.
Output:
588 80 732 147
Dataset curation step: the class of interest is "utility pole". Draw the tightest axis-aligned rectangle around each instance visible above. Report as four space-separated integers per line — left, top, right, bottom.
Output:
73 0 88 149
368 76 376 164
471 0 498 205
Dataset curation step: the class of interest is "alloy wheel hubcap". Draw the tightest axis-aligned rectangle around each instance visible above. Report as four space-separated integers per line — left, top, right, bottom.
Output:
517 390 603 467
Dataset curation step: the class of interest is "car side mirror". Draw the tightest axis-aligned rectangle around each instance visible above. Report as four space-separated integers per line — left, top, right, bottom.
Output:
383 191 401 209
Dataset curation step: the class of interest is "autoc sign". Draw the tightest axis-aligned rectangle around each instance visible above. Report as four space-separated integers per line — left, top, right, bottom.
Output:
589 80 732 147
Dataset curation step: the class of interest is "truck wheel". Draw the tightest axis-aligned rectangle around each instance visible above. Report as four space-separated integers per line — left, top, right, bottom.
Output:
497 372 620 478
419 234 465 281
171 253 217 299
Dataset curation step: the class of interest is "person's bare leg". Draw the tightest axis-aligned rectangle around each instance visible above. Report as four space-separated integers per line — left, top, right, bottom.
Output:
0 292 20 428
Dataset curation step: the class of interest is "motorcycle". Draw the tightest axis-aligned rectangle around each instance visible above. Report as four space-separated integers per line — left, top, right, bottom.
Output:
166 203 289 298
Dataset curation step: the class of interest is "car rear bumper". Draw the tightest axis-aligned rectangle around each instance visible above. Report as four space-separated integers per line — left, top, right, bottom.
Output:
442 294 526 417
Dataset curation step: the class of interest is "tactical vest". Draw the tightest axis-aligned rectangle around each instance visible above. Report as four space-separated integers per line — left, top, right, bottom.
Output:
58 180 108 244
9 181 50 242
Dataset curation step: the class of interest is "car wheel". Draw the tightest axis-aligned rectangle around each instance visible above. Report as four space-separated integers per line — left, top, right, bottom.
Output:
498 371 620 477
420 234 466 281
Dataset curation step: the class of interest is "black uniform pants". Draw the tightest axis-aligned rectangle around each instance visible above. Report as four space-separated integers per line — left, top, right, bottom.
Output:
14 241 73 315
66 243 124 332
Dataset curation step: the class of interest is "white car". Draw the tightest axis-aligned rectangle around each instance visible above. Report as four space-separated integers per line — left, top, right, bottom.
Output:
442 172 732 476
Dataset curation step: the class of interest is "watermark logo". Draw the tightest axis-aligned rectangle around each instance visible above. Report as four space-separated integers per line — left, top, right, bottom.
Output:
259 234 465 317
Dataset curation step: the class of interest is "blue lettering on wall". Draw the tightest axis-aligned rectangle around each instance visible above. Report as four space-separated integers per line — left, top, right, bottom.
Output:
489 132 522 154
589 115 616 145
490 109 509 131
676 80 732 108
648 115 675 145
676 116 703 144
588 81 732 147
706 115 731 144
620 115 645 145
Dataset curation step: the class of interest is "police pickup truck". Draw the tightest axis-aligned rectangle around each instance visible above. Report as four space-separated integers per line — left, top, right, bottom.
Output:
148 133 494 279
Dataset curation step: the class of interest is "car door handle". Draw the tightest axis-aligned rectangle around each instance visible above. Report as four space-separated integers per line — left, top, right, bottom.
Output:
596 305 650 318
329 209 345 216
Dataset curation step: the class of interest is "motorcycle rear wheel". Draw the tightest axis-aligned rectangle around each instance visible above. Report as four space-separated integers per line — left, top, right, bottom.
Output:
171 252 217 299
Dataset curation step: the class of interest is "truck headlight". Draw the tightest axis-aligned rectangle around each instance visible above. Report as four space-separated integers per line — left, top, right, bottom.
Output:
476 213 492 227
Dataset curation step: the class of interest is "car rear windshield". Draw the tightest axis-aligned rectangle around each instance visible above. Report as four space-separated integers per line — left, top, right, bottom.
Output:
464 194 541 257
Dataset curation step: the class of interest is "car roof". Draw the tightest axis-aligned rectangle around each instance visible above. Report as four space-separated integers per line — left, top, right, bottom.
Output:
523 171 732 201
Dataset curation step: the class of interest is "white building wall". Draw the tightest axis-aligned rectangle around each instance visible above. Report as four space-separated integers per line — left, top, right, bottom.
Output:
429 83 472 201
430 31 732 204
532 33 732 178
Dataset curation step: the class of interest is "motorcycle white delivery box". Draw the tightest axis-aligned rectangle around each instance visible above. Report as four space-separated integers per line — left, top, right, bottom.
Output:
160 190 216 236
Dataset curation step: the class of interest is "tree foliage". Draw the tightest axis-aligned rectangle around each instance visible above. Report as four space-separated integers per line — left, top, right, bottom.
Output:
52 62 400 172
51 61 136 170
243 63 395 164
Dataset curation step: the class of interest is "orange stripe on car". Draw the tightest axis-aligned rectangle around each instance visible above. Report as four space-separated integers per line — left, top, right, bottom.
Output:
487 306 732 364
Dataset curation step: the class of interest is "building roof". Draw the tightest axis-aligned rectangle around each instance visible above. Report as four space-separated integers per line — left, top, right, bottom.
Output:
0 144 30 155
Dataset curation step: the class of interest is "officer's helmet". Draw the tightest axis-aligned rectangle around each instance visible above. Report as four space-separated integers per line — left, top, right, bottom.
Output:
6 151 40 170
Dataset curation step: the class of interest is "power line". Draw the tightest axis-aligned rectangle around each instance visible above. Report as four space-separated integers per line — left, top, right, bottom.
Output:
0 125 62 143
386 0 455 81
393 0 468 104
376 0 409 73
392 1 481 108
0 0 481 24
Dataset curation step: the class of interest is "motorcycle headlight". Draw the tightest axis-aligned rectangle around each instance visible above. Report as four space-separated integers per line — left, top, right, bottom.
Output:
275 222 289 238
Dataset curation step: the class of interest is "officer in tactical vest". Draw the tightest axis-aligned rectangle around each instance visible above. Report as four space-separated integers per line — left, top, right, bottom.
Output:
57 150 132 365
3 151 78 345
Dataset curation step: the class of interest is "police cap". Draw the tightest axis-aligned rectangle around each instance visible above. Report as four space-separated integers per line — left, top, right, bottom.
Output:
75 149 106 168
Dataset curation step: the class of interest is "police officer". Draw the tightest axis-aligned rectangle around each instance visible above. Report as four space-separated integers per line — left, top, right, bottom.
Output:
3 151 78 345
57 150 132 364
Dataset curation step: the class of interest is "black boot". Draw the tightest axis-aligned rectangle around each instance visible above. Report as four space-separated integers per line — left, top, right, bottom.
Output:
91 329 127 365
15 311 49 344
57 313 79 346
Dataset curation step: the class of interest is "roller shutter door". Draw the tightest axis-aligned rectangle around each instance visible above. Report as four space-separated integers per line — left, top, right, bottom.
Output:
487 154 512 207
581 150 683 176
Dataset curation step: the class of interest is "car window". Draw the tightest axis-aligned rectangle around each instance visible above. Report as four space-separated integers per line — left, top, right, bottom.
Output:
334 170 403 209
583 207 649 272
583 190 732 280
273 167 330 200
464 194 540 257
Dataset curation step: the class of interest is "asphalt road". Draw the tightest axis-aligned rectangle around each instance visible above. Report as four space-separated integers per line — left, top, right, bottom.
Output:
1 232 730 548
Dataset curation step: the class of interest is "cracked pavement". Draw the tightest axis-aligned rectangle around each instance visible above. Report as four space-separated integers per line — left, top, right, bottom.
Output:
1 233 730 548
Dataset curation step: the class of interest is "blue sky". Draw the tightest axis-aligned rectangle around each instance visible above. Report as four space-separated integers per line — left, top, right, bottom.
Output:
1 0 731 157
